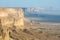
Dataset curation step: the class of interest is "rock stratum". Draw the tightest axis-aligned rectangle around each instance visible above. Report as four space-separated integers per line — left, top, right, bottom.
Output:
0 8 60 40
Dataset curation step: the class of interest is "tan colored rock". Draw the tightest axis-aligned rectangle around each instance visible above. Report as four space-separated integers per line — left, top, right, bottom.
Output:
0 8 25 29
0 8 25 40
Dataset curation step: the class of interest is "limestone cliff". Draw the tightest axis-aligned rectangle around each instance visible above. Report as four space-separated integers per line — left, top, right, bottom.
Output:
0 8 24 29
0 8 24 40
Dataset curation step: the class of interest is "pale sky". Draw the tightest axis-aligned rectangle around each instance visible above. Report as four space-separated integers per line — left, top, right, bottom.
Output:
0 0 60 10
0 0 60 15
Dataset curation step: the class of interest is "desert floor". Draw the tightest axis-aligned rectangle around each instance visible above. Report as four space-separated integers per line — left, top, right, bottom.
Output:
0 19 60 40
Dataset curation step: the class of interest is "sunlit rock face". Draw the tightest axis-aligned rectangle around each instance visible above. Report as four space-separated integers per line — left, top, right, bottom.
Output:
0 8 25 40
0 8 24 29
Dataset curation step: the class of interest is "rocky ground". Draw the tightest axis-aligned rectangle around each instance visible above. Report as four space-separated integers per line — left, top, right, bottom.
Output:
0 20 60 40
9 26 60 40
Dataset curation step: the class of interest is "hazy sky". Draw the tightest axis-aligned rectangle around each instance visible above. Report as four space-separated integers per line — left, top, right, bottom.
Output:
0 0 60 10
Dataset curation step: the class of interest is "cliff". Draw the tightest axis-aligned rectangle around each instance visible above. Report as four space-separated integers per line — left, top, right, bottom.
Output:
0 8 24 40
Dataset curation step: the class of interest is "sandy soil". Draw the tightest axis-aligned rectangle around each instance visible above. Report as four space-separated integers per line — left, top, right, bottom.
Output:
0 19 60 40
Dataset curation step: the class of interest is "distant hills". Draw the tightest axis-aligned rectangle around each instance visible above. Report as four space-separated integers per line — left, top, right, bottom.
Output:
24 13 60 23
24 8 60 23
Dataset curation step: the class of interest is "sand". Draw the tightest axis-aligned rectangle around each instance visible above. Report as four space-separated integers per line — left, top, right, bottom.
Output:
0 19 60 40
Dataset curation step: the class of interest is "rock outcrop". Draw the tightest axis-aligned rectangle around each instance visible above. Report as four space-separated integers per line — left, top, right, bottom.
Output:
0 8 25 40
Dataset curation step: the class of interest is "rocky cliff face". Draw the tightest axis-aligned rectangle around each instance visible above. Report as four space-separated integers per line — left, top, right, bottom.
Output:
0 8 24 40
0 8 24 29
